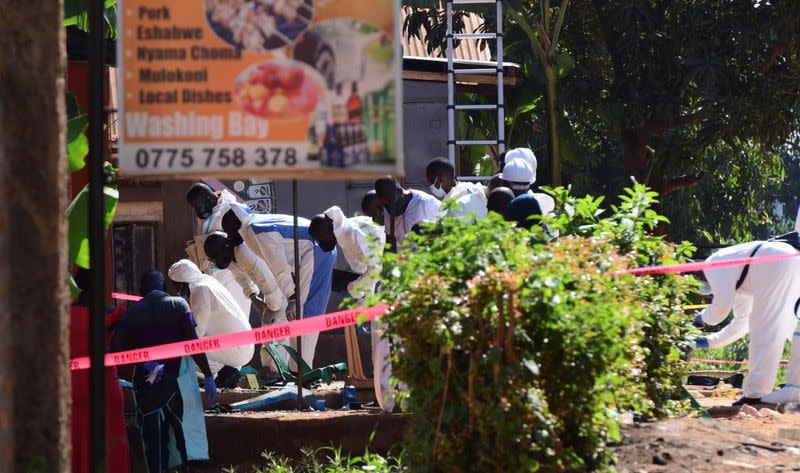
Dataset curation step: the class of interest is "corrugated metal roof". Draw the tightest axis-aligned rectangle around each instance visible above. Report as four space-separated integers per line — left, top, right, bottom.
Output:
401 7 490 62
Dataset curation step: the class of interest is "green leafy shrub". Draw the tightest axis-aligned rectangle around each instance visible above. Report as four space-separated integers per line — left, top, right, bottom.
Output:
544 183 698 417
373 183 697 472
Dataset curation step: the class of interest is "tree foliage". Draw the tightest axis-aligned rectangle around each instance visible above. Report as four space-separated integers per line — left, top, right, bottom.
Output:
403 0 800 244
373 183 697 471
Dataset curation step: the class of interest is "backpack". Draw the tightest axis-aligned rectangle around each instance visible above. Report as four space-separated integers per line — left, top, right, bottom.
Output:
735 231 800 290
768 231 800 252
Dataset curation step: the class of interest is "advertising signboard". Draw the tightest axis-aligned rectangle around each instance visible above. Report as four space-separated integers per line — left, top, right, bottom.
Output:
117 0 402 179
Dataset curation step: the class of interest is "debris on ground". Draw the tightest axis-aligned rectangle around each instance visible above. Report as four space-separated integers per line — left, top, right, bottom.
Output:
613 387 800 472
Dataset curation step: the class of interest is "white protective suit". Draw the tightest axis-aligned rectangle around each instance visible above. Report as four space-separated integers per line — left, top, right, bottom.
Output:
168 259 255 375
324 206 385 299
502 149 555 215
229 243 287 313
324 206 396 411
383 190 443 244
195 189 253 316
699 241 800 399
446 182 488 220
231 206 336 369
762 326 800 404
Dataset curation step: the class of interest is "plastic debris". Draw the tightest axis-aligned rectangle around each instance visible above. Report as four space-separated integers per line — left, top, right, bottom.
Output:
712 381 737 399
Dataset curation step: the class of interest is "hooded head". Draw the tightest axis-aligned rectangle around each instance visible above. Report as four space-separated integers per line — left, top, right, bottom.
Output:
168 259 204 288
140 270 166 296
499 158 535 196
504 148 537 176
505 194 542 230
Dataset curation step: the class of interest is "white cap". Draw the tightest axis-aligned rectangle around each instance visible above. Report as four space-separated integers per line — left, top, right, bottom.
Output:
499 158 535 188
504 148 537 182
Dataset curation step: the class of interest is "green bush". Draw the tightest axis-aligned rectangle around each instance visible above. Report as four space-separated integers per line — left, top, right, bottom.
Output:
373 183 697 472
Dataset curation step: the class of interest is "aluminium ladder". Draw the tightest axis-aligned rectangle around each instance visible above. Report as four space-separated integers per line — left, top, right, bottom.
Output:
446 0 505 181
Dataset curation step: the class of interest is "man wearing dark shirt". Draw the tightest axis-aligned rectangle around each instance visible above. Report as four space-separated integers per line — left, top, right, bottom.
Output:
111 271 217 473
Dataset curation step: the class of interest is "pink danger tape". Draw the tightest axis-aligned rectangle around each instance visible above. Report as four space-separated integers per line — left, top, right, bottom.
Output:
112 292 142 302
612 251 800 276
70 304 389 371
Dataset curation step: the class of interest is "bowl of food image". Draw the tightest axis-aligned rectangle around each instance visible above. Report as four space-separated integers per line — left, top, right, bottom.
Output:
234 60 324 119
206 0 314 51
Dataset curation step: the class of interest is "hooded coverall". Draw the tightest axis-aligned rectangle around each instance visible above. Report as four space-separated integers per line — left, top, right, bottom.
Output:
324 206 397 411
383 189 443 245
699 241 800 399
445 182 488 220
195 189 254 316
232 206 336 368
168 259 255 375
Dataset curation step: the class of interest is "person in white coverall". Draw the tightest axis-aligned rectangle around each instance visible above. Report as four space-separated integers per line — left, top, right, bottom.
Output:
309 206 397 411
694 240 800 405
374 176 443 246
186 183 254 316
425 157 487 219
499 148 555 215
168 259 255 386
220 206 336 370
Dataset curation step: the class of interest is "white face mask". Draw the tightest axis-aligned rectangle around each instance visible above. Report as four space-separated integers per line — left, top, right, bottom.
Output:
429 184 447 199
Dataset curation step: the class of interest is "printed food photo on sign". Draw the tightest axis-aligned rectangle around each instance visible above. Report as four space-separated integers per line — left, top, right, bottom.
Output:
234 60 324 119
205 0 314 51
293 19 396 169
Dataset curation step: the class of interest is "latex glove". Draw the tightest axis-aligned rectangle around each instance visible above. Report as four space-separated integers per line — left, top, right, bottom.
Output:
204 376 218 407
696 337 709 349
263 290 285 312
692 312 704 328
262 297 287 326
143 361 164 385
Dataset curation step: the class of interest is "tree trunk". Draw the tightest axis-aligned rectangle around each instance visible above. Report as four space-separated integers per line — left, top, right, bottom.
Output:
621 129 651 183
1 1 69 471
544 62 561 186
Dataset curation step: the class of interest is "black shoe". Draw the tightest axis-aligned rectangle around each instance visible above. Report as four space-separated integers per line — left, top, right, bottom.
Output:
732 396 762 406
724 372 744 389
215 366 241 389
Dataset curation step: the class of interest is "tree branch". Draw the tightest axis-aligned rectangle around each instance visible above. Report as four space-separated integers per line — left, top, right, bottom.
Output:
506 5 548 66
549 0 570 54
663 172 705 194
641 111 706 139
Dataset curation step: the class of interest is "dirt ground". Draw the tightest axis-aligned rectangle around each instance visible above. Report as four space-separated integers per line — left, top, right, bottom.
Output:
125 384 800 472
613 391 800 472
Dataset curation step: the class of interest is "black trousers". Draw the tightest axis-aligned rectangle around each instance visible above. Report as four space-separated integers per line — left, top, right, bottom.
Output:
136 390 188 473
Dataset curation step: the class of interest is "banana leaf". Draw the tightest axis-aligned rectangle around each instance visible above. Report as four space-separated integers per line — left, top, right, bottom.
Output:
67 183 119 269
